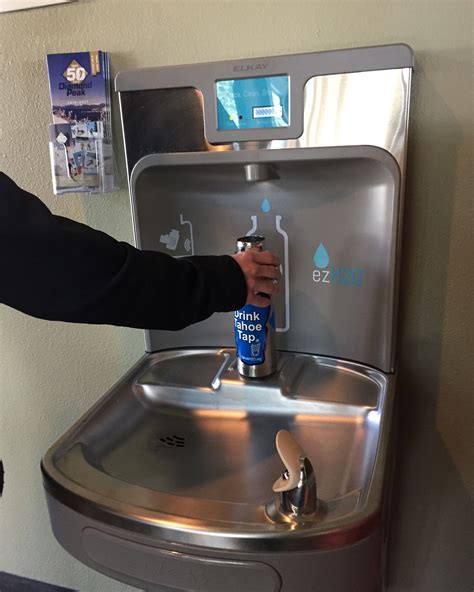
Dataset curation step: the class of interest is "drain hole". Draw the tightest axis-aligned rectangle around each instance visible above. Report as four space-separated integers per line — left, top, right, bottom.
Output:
156 435 185 448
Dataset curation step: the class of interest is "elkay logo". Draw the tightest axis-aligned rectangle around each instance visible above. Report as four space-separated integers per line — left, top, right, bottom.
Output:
233 63 268 72
312 243 364 287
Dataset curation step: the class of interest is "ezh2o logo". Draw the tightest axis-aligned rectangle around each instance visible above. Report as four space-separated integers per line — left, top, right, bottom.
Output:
312 243 364 287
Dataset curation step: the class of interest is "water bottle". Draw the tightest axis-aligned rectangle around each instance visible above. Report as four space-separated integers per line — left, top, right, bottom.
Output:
234 235 277 378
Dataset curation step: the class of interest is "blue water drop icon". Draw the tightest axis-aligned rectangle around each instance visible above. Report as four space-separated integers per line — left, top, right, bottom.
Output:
262 198 271 213
313 243 329 269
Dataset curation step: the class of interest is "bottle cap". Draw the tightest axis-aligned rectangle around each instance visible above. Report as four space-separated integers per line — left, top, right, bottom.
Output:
236 235 265 252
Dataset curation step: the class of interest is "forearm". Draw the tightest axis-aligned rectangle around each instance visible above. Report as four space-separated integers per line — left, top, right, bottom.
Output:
0 172 246 329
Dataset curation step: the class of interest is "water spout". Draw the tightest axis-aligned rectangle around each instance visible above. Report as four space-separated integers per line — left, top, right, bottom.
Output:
244 163 279 182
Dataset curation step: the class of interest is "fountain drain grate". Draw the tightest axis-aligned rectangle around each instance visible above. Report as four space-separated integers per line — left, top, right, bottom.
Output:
153 434 186 448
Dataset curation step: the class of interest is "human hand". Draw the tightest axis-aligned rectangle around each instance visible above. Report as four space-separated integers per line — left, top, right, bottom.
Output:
232 250 281 307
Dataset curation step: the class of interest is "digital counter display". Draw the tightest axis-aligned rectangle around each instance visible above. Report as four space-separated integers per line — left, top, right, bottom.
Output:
216 75 289 131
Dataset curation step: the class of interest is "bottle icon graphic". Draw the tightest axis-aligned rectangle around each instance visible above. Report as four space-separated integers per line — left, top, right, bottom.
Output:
246 198 290 332
159 213 194 257
178 214 194 256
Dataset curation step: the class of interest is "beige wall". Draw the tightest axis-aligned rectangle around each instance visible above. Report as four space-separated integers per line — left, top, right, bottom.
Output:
0 1 472 591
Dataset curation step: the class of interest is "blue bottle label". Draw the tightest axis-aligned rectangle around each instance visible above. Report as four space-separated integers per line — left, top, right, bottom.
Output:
234 304 273 365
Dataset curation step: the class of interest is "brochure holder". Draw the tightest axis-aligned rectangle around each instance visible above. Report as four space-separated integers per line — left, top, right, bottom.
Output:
46 50 116 195
48 122 115 194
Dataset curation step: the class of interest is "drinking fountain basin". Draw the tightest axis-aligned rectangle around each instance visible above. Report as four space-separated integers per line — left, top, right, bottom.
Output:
42 349 395 592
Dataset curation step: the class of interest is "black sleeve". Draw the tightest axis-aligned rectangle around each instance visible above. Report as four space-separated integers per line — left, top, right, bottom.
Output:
0 172 247 330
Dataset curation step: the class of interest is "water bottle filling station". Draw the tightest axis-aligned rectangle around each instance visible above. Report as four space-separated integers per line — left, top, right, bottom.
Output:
42 44 413 592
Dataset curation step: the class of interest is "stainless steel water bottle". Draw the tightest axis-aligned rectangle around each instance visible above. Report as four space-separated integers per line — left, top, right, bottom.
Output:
234 235 277 378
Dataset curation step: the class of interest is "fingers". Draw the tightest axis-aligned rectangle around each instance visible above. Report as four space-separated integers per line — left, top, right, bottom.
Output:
231 249 281 306
252 250 280 268
254 278 280 295
257 264 280 280
253 254 281 296
248 256 281 295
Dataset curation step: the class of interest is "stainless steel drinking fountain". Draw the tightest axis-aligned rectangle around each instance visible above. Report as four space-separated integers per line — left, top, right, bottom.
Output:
42 44 413 592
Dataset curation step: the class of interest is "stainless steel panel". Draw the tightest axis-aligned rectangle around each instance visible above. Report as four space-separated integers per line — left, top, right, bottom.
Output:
83 528 281 592
116 43 413 146
119 68 411 172
130 147 400 371
118 64 411 371
295 68 411 173
45 492 383 592
42 349 394 552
